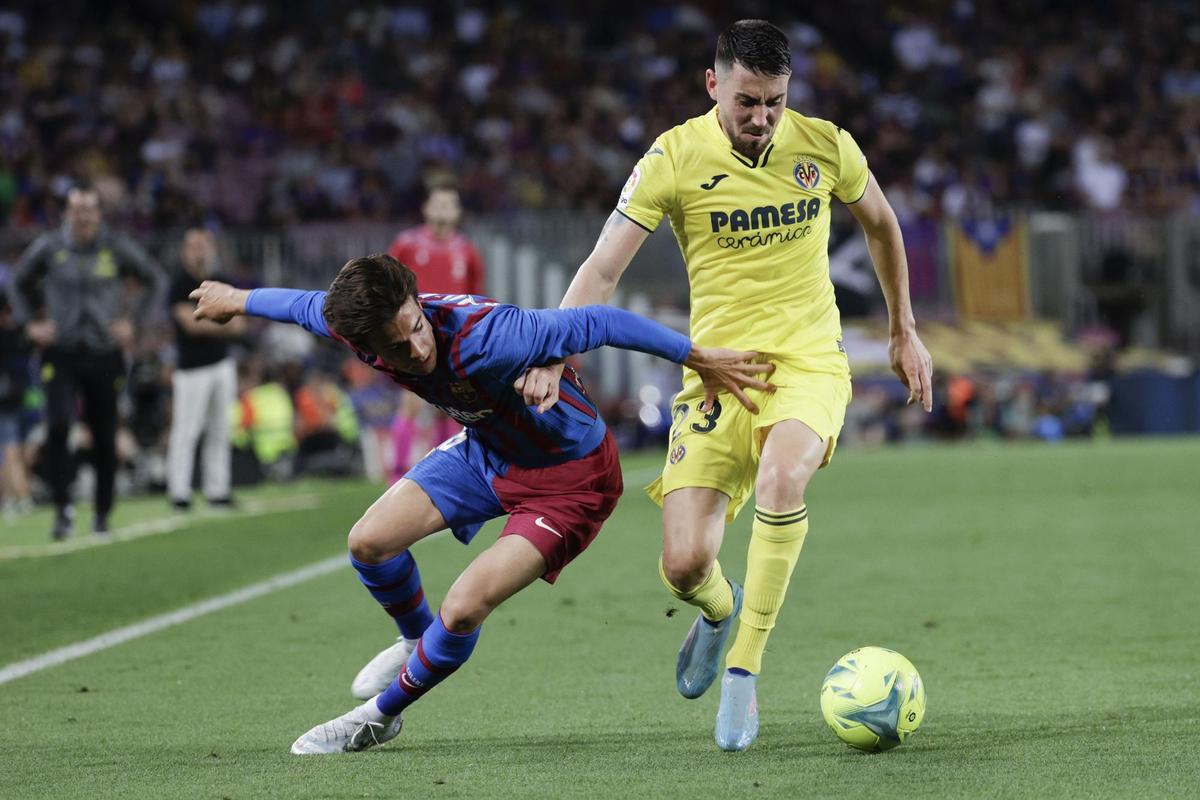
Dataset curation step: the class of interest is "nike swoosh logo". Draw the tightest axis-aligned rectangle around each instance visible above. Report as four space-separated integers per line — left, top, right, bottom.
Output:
399 668 423 692
700 174 729 190
534 516 563 538
645 147 664 157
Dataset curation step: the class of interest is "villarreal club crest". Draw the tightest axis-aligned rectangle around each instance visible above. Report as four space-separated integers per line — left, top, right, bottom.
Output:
793 155 821 191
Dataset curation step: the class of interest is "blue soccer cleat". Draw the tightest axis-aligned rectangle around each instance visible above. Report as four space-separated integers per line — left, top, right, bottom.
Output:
715 669 759 751
675 580 743 699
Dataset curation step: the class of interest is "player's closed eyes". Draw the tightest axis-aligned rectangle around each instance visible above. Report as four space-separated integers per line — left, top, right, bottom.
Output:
390 323 424 352
738 98 782 108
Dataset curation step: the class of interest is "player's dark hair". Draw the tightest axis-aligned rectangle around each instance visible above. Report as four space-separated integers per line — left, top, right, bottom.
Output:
424 172 459 198
715 19 791 77
65 182 100 209
323 253 419 352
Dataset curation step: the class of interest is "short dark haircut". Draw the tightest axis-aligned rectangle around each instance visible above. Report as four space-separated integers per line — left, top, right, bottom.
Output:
323 253 419 352
422 173 459 203
66 182 100 208
715 19 791 77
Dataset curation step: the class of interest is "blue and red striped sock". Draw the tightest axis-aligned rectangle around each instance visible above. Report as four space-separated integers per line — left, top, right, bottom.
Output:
375 614 480 716
350 552 435 640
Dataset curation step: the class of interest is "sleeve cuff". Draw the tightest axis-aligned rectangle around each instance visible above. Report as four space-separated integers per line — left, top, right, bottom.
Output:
839 174 870 205
615 208 656 233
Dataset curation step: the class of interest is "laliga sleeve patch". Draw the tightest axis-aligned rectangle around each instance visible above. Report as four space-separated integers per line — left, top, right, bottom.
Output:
618 166 641 209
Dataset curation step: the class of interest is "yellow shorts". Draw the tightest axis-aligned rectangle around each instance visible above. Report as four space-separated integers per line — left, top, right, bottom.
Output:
645 366 851 523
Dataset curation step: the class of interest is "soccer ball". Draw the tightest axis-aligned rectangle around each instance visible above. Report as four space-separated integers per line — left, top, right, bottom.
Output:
820 646 926 752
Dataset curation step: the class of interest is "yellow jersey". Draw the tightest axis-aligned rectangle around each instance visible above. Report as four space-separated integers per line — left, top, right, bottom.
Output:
617 106 869 379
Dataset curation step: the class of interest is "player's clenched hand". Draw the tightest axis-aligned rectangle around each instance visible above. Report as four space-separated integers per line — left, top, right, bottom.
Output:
189 280 249 324
889 328 933 412
513 362 566 414
684 346 776 414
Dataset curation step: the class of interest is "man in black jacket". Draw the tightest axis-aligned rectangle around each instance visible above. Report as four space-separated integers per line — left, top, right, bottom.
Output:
7 186 164 539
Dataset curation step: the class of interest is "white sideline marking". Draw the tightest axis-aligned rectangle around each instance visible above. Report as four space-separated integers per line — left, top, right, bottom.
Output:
0 554 346 686
2 469 661 562
0 494 322 561
0 465 667 685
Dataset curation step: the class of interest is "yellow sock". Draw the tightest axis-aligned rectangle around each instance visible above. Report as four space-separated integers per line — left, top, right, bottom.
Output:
726 505 809 674
659 557 735 622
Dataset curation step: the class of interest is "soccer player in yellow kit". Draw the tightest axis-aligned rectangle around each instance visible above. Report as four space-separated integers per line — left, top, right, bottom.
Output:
518 19 933 751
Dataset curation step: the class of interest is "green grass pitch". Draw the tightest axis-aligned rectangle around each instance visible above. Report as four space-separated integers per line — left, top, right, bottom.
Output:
1 438 1198 798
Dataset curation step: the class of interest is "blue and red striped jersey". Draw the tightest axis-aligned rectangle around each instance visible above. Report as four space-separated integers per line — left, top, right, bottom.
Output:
245 290 691 468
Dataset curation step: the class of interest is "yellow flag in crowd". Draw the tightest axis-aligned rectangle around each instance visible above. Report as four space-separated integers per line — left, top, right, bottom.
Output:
949 217 1029 321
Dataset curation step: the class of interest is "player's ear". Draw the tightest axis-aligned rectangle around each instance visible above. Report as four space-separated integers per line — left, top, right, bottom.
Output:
705 68 719 102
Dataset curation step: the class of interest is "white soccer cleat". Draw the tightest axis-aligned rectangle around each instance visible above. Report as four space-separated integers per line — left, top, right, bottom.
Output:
351 637 418 699
289 700 403 755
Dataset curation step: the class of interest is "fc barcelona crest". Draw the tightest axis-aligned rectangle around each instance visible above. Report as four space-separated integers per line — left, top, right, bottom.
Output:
793 156 821 190
448 380 480 405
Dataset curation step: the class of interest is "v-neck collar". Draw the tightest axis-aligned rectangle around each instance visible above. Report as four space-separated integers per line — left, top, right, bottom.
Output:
705 106 782 169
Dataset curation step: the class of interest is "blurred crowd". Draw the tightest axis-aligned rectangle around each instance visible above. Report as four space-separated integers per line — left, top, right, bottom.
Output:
842 369 1113 446
1 0 1198 234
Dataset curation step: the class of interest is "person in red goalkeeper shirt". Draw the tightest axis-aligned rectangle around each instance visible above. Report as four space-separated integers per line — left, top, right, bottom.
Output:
386 178 486 480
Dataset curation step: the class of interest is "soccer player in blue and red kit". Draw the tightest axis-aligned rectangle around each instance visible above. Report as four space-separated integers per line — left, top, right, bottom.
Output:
190 253 773 754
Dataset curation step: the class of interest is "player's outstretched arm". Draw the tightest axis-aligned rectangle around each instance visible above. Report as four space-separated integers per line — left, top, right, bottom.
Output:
191 281 331 337
845 172 934 412
518 211 651 410
498 305 773 413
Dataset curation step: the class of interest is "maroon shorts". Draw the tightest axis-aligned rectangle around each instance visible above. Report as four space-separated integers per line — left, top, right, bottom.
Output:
492 431 623 583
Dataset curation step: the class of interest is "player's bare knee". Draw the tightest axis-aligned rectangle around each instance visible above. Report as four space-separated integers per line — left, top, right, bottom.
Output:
755 464 810 511
661 522 719 591
661 548 713 593
347 520 388 564
439 595 488 633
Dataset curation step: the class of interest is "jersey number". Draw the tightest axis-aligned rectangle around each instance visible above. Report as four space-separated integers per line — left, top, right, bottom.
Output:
670 399 722 439
690 400 722 433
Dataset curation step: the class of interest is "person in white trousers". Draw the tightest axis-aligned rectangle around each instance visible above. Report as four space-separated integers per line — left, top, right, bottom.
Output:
166 229 244 510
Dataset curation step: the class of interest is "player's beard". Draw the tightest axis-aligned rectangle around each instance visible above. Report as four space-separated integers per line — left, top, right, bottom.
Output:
732 134 770 159
718 109 772 159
